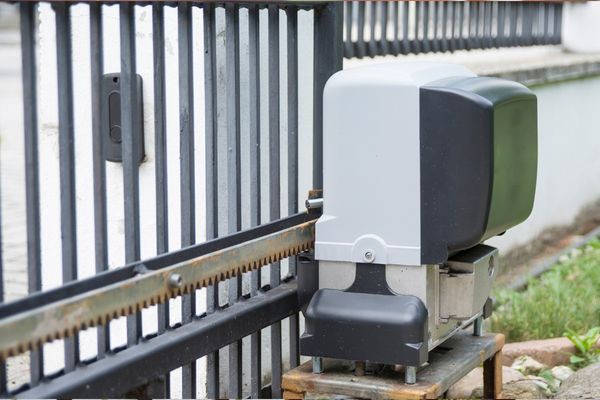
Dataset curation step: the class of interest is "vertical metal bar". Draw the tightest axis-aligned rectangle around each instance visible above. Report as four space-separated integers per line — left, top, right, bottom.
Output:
54 1 79 373
286 5 300 370
475 2 483 49
401 2 410 54
21 1 43 384
203 3 219 398
421 1 430 53
344 2 353 58
431 2 439 52
90 2 110 361
483 1 492 48
152 3 169 396
413 1 422 53
391 1 400 55
466 2 475 50
380 2 389 56
457 1 465 50
268 5 282 397
313 3 343 191
440 2 449 53
509 3 518 47
177 3 196 397
224 4 242 398
119 1 142 349
522 3 533 46
554 3 563 45
248 4 262 398
543 3 551 45
497 2 506 48
355 2 365 58
448 2 456 52
152 2 168 327
367 1 377 57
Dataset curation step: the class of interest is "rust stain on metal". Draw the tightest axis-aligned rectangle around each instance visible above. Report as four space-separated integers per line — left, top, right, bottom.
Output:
0 221 315 360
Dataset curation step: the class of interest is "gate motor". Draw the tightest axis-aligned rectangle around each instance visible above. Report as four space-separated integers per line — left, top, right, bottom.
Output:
299 62 537 383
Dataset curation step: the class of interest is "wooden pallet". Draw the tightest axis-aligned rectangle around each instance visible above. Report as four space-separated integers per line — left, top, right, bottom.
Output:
283 331 504 400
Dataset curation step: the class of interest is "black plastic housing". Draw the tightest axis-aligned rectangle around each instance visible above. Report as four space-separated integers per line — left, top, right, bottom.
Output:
420 77 537 264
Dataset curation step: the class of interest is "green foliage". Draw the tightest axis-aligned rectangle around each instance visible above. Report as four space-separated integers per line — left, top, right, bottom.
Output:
491 239 600 342
565 327 600 369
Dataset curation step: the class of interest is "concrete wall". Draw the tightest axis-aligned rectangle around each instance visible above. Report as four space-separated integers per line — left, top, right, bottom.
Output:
487 76 600 251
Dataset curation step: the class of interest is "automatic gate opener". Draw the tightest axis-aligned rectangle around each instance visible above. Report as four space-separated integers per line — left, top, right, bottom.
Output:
298 62 537 384
0 210 320 360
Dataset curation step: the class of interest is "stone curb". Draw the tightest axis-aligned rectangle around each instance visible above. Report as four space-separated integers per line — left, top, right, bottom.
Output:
502 337 600 368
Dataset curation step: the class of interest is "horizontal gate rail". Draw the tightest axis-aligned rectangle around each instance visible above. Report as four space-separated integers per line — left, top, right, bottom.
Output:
14 281 299 398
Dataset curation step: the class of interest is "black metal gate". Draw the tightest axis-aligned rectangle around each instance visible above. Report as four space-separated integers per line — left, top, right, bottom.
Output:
0 1 561 398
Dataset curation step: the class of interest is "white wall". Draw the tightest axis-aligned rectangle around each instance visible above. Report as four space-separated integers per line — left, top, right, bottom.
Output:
487 76 600 251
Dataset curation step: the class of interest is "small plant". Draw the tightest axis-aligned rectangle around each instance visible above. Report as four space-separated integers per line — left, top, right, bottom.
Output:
565 327 600 368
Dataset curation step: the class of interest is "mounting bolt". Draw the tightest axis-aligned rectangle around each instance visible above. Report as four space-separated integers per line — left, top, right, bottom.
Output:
363 250 375 263
405 366 417 385
312 357 324 374
473 315 483 337
168 273 183 289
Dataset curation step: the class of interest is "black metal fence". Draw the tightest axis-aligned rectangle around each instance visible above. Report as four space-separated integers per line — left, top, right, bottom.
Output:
343 1 563 59
0 0 563 398
0 1 341 397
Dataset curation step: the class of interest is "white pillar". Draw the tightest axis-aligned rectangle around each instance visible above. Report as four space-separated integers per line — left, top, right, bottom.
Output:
562 2 600 53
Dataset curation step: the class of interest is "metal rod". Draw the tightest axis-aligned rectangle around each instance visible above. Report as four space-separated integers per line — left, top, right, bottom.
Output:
473 315 484 337
344 2 353 58
203 3 219 398
380 2 389 56
367 1 377 57
401 2 409 54
312 357 323 374
355 2 365 58
151 4 169 396
225 4 242 398
405 366 417 385
248 5 262 397
89 1 111 363
54 1 80 373
20 1 44 384
268 6 282 396
313 3 343 190
391 1 400 56
119 1 142 349
177 3 196 397
287 4 300 369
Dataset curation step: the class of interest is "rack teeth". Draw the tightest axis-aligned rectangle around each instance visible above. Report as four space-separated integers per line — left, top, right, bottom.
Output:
0 235 314 361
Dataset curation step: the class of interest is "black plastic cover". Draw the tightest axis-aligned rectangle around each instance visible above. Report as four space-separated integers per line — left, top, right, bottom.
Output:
300 288 428 366
420 77 537 264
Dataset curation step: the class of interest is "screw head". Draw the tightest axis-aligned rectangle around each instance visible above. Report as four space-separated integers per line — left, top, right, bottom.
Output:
168 273 183 289
363 250 375 263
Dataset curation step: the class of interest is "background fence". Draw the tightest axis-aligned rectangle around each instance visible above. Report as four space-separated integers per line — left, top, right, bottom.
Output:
0 1 563 398
343 1 562 58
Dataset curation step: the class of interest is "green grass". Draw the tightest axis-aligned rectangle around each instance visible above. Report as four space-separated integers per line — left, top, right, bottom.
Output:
490 238 600 343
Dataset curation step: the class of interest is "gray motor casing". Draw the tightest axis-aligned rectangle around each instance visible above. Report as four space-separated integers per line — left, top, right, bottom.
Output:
301 62 537 368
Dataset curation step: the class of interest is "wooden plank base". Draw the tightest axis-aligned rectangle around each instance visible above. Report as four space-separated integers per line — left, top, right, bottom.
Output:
283 331 504 400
